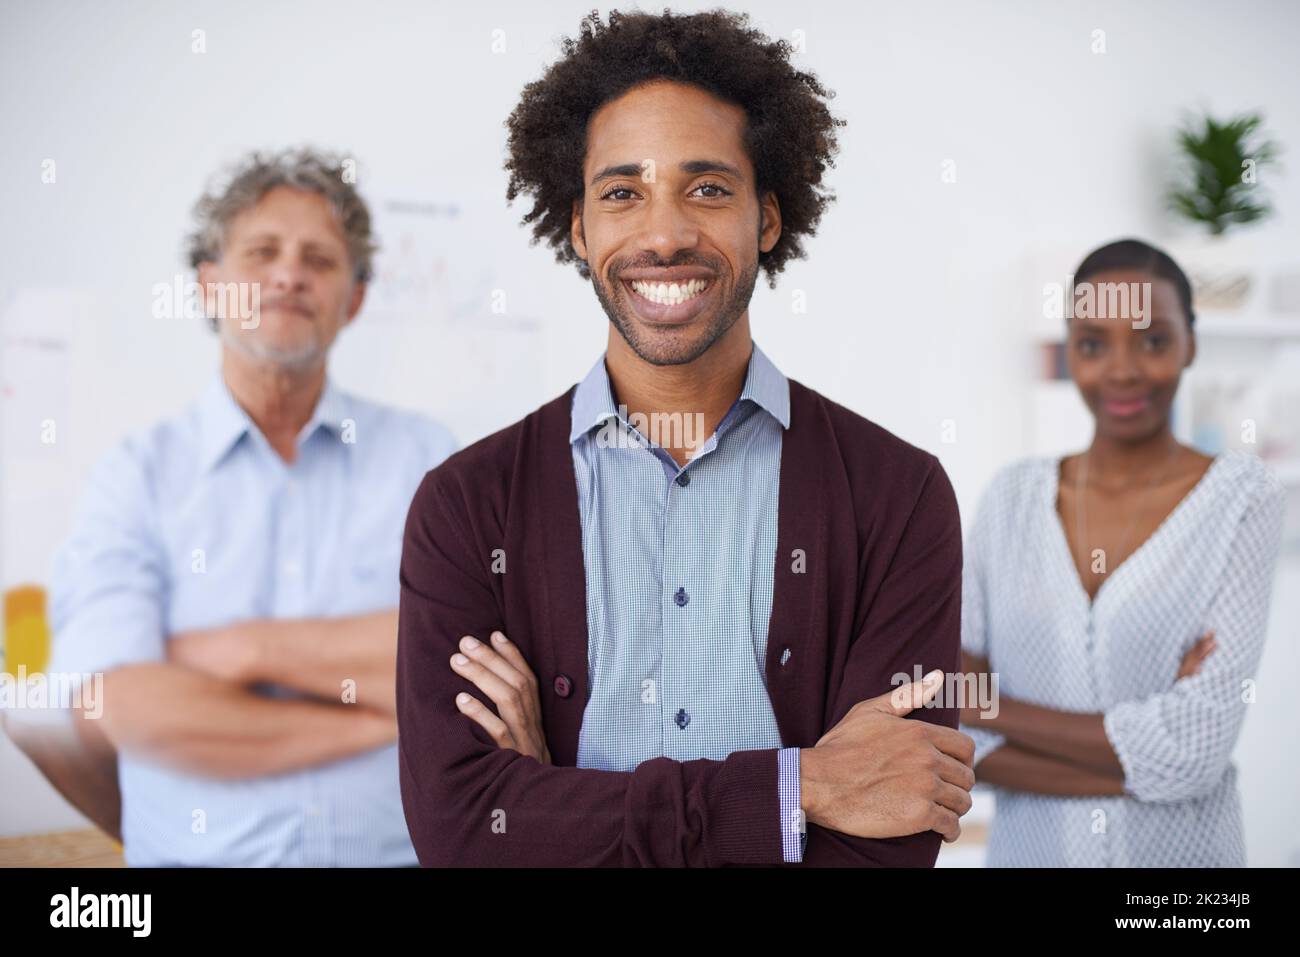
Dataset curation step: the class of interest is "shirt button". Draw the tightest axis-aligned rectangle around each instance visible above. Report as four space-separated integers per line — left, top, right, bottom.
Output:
283 559 301 577
675 708 691 730
675 471 691 487
553 674 573 698
674 587 689 607
780 647 792 666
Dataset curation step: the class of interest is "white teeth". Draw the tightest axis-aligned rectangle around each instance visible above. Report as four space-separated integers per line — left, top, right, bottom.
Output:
629 278 710 305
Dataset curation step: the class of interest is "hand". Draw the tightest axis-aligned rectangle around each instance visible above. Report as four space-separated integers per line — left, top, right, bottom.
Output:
450 631 552 764
801 670 975 843
1177 630 1216 681
168 622 266 684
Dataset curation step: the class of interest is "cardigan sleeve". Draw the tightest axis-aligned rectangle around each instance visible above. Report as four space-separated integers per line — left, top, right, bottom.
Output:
799 455 966 866
396 470 786 866
1102 474 1284 803
958 478 1008 768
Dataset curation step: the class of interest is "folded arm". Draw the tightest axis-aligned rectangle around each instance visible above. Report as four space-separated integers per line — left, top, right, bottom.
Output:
168 610 400 715
961 682 1124 778
971 741 1125 795
99 662 396 779
397 454 967 867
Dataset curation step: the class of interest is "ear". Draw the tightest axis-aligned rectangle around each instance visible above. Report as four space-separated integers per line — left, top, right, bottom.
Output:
758 190 782 255
1184 328 1197 368
571 197 587 262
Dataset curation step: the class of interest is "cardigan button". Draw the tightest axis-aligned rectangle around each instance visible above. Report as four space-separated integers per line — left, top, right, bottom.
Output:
553 674 573 698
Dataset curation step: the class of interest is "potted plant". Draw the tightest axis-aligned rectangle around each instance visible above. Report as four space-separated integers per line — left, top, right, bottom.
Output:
1167 111 1281 310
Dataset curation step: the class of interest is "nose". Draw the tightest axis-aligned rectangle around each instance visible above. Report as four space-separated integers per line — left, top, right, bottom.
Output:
267 251 310 294
1104 338 1142 384
636 192 700 262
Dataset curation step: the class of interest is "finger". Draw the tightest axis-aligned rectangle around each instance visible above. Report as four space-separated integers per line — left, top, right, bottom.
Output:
450 652 528 725
457 634 531 693
455 692 513 748
879 669 945 716
929 805 961 843
925 724 976 765
934 779 974 817
486 631 539 684
935 750 977 792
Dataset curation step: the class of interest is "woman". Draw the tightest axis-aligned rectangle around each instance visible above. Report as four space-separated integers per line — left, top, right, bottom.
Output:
961 238 1285 866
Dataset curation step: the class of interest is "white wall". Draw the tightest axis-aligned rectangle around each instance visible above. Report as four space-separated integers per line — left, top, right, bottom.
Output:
2 0 1297 863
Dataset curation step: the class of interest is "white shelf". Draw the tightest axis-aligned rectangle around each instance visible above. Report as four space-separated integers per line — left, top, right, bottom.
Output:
1195 315 1300 338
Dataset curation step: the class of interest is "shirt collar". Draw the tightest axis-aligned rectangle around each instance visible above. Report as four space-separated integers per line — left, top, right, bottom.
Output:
197 372 350 471
568 341 790 444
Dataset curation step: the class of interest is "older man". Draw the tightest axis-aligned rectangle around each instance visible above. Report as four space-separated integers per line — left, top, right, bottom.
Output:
10 148 455 865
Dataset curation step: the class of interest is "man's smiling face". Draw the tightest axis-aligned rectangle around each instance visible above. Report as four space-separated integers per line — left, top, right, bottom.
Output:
571 79 782 366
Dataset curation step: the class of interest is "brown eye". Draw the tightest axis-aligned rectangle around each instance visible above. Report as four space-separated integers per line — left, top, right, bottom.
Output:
692 181 733 198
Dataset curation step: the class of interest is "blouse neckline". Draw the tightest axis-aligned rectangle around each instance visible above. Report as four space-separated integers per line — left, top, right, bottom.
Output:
1045 451 1227 609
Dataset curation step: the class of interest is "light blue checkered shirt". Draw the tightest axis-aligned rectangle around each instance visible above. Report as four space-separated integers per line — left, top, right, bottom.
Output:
569 342 805 863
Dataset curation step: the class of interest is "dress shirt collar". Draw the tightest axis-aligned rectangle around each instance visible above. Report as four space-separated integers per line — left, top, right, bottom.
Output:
197 371 349 471
568 340 790 444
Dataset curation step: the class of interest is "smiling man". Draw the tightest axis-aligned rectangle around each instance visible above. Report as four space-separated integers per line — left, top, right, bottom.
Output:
10 148 457 866
397 9 975 866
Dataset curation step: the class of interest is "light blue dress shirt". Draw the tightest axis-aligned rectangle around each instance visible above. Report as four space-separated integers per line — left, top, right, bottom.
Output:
47 373 456 866
569 342 805 862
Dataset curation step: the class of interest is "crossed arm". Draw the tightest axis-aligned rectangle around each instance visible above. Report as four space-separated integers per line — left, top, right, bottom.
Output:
959 650 1125 796
101 610 403 778
4 611 404 843
961 633 1217 797
397 457 970 867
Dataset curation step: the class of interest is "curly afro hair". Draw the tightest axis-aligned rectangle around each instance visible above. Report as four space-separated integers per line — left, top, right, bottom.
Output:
504 8 845 288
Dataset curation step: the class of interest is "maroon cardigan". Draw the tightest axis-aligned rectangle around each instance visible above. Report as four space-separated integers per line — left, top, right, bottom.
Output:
396 378 963 866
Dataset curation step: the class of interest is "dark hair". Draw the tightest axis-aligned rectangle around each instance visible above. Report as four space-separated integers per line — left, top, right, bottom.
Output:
504 8 845 288
1073 238 1196 327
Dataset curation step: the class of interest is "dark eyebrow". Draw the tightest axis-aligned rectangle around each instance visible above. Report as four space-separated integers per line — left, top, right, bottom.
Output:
589 159 745 186
589 163 644 185
680 159 743 179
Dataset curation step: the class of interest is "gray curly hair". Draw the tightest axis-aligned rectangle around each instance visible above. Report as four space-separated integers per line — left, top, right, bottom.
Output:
185 147 377 284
